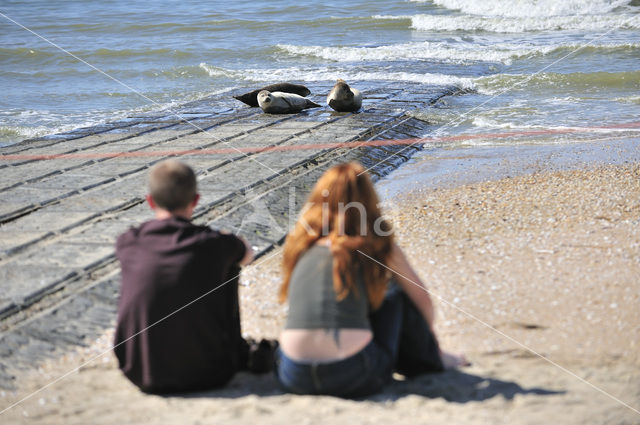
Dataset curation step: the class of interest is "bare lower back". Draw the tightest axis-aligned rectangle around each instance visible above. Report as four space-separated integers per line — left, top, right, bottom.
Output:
279 329 373 363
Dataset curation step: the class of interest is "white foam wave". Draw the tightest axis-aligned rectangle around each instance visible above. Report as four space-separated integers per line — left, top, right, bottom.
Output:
469 116 640 133
276 39 638 65
276 41 545 64
431 0 632 18
197 63 238 78
0 125 47 145
410 13 640 33
199 63 476 89
471 116 525 129
0 119 103 145
372 15 412 20
614 95 640 104
0 87 236 146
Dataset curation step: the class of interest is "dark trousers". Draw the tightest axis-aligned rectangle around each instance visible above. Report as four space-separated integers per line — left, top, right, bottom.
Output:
225 264 251 373
116 264 250 394
275 283 443 398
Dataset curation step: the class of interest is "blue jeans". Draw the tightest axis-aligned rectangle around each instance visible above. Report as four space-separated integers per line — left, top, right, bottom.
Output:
275 284 443 397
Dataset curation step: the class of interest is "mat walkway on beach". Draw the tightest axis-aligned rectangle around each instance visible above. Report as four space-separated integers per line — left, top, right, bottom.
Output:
0 82 457 387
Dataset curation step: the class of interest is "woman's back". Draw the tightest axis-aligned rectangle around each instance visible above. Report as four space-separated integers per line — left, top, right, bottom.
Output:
286 244 370 330
279 241 374 362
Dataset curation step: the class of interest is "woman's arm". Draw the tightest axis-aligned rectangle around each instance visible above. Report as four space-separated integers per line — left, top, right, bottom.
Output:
386 242 435 328
387 243 470 369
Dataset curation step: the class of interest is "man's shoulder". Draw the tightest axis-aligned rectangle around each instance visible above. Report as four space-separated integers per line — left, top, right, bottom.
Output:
115 219 184 249
197 226 240 245
163 220 239 248
198 227 245 255
114 218 239 250
116 222 143 249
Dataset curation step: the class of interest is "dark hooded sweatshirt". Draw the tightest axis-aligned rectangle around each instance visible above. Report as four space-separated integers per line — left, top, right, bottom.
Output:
114 216 247 393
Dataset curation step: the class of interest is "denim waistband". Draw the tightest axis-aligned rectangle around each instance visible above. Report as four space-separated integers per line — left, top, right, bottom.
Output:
276 340 392 397
277 339 377 370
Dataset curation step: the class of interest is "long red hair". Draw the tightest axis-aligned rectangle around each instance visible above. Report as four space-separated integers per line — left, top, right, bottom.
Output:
279 162 393 310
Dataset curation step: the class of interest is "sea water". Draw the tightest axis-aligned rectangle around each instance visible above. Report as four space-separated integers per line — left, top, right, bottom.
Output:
1 0 639 147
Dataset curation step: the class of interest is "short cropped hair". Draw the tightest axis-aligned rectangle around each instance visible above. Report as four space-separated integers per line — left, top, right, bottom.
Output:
148 159 197 211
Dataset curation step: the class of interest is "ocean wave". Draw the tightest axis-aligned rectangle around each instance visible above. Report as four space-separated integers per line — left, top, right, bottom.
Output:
47 16 411 36
32 19 270 35
0 126 42 146
277 41 525 63
0 86 235 146
0 46 196 69
139 65 211 79
462 117 627 133
613 95 640 104
0 119 104 146
276 40 639 65
198 63 476 88
372 15 413 21
198 63 239 79
407 110 640 148
410 12 640 33
475 70 640 94
466 118 640 136
429 0 634 17
0 47 56 59
90 48 193 59
0 103 148 144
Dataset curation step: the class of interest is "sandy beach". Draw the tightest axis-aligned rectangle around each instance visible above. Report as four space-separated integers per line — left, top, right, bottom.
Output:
1 143 639 425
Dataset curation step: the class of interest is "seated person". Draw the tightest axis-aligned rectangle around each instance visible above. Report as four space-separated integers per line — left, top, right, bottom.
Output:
276 162 467 398
114 159 270 394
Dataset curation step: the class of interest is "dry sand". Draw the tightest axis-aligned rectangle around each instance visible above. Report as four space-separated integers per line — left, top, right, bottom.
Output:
1 156 639 424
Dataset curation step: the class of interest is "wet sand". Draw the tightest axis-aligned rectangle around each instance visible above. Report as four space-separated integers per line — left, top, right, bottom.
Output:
1 141 639 424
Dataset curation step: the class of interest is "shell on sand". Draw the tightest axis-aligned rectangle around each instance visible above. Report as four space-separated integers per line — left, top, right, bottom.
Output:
327 79 362 112
257 90 321 114
233 83 311 107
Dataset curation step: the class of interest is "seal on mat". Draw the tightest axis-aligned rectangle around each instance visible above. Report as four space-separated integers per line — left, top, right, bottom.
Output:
327 79 362 112
234 83 311 107
257 90 321 114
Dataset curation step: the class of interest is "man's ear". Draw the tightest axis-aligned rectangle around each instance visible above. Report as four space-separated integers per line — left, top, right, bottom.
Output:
191 193 200 207
146 194 157 210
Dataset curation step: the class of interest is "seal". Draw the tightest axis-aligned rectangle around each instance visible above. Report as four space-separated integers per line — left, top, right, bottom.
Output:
326 79 362 112
257 90 321 114
234 83 311 107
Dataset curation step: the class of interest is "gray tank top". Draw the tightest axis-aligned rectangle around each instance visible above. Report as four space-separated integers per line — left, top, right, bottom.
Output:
285 244 371 330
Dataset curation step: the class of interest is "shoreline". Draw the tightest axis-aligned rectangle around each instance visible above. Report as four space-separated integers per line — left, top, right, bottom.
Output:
2 139 639 424
376 136 640 199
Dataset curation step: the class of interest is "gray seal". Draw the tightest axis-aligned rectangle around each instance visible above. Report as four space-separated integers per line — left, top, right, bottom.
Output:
327 79 362 112
233 83 311 107
257 90 321 114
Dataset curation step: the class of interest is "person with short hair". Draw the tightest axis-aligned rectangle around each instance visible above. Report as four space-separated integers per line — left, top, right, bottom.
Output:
276 162 467 398
114 159 270 394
